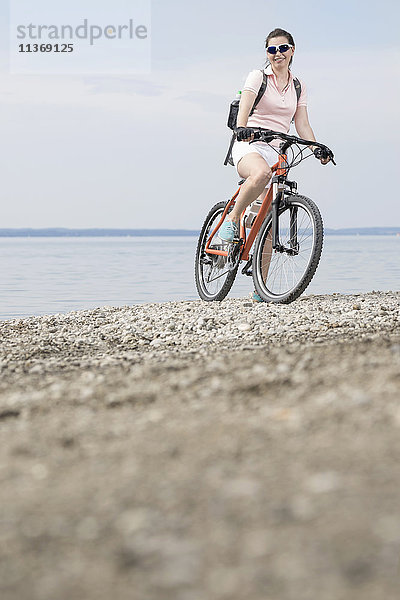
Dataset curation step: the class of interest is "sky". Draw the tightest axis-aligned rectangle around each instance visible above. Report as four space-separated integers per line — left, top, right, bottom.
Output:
0 0 399 229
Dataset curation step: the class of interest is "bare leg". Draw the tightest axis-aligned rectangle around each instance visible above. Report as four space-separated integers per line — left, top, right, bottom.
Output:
228 153 272 223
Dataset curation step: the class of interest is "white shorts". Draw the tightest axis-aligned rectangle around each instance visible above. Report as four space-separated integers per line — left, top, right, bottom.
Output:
232 140 280 183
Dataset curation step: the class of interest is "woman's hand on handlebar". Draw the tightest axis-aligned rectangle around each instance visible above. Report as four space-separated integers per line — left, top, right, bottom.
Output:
236 127 255 142
313 147 335 165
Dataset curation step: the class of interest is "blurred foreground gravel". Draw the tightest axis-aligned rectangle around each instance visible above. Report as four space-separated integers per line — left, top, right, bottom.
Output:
1 291 400 600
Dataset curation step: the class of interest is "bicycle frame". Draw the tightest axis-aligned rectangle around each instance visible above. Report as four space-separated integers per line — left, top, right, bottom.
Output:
205 152 289 262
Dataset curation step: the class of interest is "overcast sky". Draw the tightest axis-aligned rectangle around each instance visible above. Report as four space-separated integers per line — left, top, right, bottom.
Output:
1 0 399 229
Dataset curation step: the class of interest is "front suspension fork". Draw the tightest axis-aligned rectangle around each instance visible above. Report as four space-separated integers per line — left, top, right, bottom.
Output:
271 181 299 254
271 184 283 250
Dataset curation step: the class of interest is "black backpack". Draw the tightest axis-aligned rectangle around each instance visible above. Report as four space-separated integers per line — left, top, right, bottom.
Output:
224 70 301 166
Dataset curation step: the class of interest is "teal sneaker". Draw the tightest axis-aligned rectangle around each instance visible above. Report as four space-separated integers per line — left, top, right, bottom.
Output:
251 290 265 302
219 219 239 242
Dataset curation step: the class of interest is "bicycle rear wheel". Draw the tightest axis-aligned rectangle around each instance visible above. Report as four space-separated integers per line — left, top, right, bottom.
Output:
195 202 239 301
252 194 323 303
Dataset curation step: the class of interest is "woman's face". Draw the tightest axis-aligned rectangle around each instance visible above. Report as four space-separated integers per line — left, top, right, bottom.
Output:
266 36 295 68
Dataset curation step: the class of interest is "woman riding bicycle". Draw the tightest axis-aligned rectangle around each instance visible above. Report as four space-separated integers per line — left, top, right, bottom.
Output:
218 27 331 244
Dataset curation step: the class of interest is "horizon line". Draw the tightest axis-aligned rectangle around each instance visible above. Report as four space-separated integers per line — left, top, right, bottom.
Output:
0 227 400 237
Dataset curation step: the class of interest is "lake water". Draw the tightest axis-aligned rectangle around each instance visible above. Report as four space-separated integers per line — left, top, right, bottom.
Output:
0 236 399 321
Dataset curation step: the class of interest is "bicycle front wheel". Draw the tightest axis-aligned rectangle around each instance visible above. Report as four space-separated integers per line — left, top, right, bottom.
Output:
252 194 323 304
195 202 239 301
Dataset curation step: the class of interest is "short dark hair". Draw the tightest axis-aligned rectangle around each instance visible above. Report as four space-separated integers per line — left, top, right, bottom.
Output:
265 28 295 67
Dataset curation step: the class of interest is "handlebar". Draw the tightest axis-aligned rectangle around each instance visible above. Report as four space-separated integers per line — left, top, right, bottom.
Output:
246 127 336 165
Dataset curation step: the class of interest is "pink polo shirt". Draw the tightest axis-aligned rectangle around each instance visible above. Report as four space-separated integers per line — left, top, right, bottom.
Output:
243 65 307 135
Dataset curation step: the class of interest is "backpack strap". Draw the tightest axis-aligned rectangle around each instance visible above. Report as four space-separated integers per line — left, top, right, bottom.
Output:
224 131 236 166
291 77 302 122
293 77 301 102
249 70 268 117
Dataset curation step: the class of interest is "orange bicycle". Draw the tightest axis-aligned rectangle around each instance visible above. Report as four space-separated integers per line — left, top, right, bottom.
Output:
195 128 335 303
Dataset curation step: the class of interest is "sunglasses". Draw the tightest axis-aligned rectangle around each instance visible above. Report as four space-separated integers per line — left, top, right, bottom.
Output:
266 44 293 55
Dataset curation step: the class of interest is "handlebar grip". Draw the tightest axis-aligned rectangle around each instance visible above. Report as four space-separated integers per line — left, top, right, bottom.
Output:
314 147 336 165
314 147 328 159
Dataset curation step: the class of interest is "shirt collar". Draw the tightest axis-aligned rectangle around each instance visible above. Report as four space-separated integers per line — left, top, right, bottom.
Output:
264 64 293 81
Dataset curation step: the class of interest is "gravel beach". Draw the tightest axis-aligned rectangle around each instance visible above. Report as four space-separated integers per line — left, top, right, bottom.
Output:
1 291 400 600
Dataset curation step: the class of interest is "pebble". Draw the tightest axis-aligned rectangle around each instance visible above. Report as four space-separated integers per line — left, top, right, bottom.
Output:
305 471 342 494
31 464 49 481
237 322 252 332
